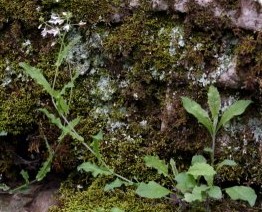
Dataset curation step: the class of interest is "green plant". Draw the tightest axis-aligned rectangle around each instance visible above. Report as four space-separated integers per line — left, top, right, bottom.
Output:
135 85 257 208
182 85 251 166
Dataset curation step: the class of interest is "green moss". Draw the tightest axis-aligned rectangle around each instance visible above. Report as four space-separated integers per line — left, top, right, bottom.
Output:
49 178 177 212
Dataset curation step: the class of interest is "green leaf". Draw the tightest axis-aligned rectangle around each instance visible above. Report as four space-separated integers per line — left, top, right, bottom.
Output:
204 147 213 153
217 100 252 131
170 158 179 177
58 117 81 141
181 97 213 135
58 71 80 97
19 62 55 96
0 183 10 191
207 85 221 121
204 175 214 187
184 185 209 202
36 155 53 181
39 108 63 129
191 155 207 165
111 207 124 212
225 186 257 207
187 163 216 179
175 172 196 193
216 159 237 171
207 186 222 200
56 97 69 115
91 131 103 159
20 170 29 185
77 162 112 177
56 36 81 67
136 181 171 198
144 155 169 177
0 131 7 136
104 178 133 191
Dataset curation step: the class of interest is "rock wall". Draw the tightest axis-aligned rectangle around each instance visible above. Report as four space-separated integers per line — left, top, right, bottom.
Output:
0 0 262 195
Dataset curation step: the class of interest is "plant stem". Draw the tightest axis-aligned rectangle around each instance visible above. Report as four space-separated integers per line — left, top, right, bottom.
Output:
211 134 216 166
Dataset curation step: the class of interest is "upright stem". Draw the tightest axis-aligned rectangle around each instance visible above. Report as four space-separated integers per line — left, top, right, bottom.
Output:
211 134 216 166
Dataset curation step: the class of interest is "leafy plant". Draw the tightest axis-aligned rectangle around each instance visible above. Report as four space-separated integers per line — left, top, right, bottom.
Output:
181 85 251 165
136 85 256 208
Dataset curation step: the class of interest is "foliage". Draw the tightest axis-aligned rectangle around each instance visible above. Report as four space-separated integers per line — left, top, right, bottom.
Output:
135 86 256 208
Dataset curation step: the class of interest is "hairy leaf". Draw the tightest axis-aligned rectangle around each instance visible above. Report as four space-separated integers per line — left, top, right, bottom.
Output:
181 97 213 135
56 36 81 67
136 181 171 198
104 178 133 191
20 170 29 185
208 86 221 121
191 155 207 165
217 100 252 131
36 155 53 181
187 163 216 179
144 155 169 177
20 62 56 96
175 172 196 193
207 186 222 200
225 186 257 207
91 131 103 159
216 159 237 171
77 162 112 177
170 158 179 177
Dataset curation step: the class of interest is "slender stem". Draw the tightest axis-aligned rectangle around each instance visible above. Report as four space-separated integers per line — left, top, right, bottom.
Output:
211 134 216 166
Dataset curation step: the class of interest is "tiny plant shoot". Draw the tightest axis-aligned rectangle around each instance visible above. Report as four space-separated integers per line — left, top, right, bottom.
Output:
181 85 252 166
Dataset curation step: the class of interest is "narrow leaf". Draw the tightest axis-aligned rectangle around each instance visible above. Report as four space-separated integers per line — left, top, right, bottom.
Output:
20 170 29 185
208 86 221 121
19 62 55 96
191 155 207 165
91 131 103 159
56 97 69 115
36 155 53 181
136 181 171 198
0 183 10 191
207 186 222 200
216 159 237 171
187 163 216 179
170 158 179 177
217 100 252 131
144 155 169 177
77 162 112 177
104 178 132 191
225 186 257 207
181 97 213 135
56 36 81 67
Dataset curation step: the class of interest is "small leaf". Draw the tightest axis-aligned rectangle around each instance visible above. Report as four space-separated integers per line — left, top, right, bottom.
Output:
20 170 29 185
36 155 53 181
58 117 81 141
216 159 237 171
217 100 252 131
59 71 80 97
111 207 124 212
104 178 133 191
0 131 7 136
170 158 179 177
175 172 196 193
77 162 112 177
187 163 216 179
136 181 171 198
207 186 222 200
191 155 207 165
181 97 213 135
56 36 81 67
225 186 257 207
19 63 55 96
184 192 202 202
204 147 213 153
91 131 103 159
144 155 169 177
208 85 221 121
0 183 10 191
56 97 69 115
39 108 63 129
204 175 214 187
